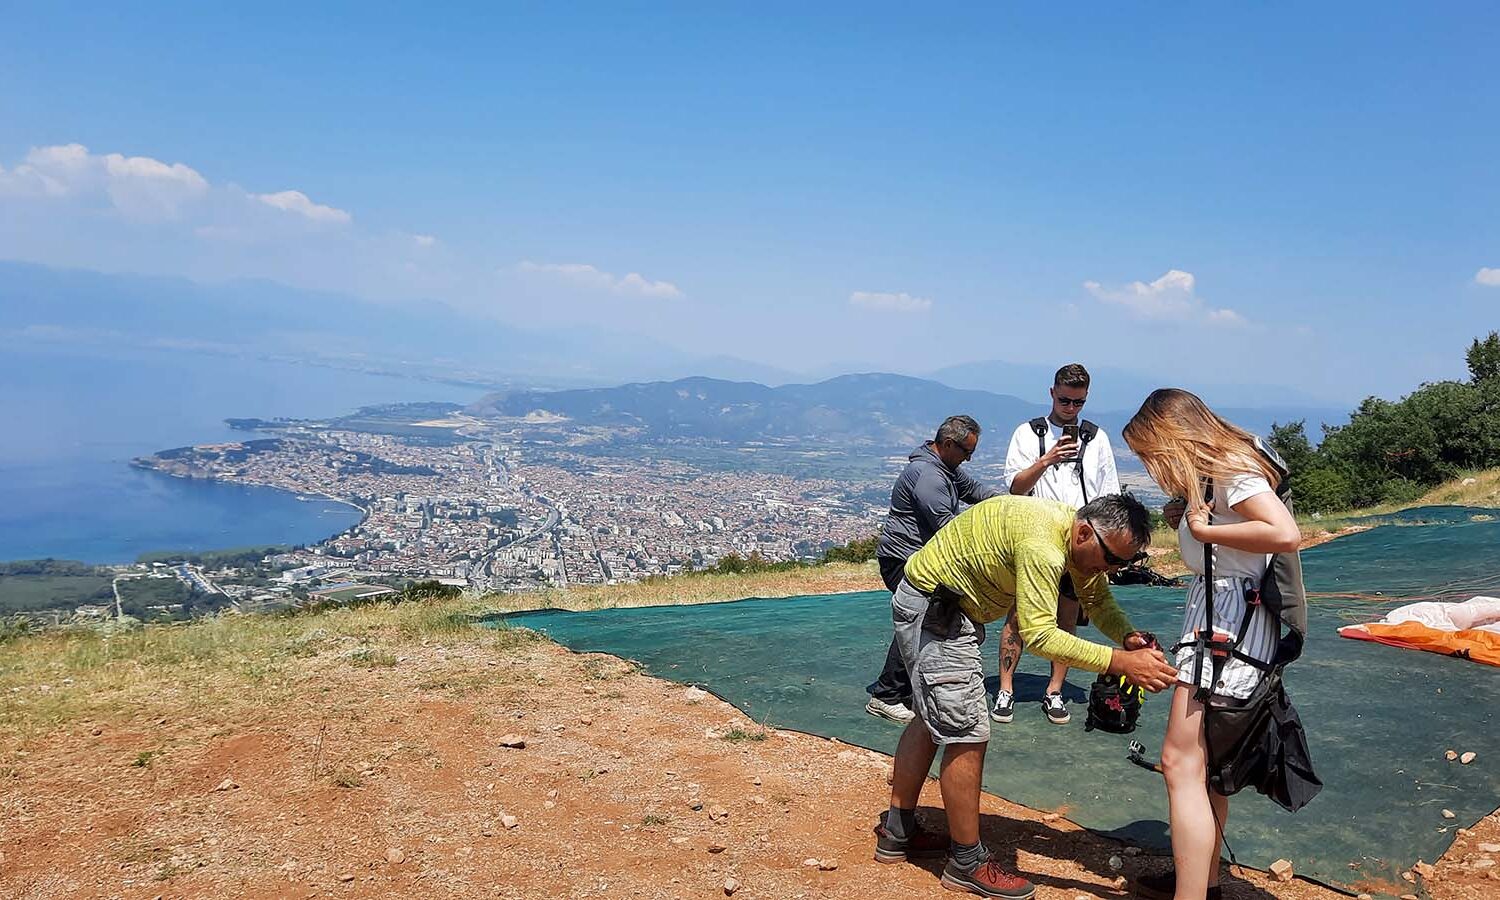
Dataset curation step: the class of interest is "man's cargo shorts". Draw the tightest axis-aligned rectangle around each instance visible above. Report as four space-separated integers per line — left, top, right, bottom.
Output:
891 577 989 745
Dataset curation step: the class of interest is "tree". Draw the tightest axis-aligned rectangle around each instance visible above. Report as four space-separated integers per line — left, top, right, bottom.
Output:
1468 331 1500 384
1267 421 1314 473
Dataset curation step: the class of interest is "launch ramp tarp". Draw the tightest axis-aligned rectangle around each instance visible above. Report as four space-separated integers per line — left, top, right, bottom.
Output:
501 507 1500 890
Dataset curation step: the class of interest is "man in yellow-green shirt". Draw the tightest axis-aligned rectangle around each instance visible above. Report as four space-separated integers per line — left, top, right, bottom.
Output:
873 493 1178 899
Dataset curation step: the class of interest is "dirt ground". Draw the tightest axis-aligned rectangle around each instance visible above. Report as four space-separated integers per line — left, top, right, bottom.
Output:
6 634 1495 900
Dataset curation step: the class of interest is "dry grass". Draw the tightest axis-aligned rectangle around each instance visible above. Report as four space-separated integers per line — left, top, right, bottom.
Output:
0 597 541 741
482 559 882 614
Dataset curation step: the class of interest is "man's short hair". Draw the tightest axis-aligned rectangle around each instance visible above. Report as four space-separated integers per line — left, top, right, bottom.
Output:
935 415 981 445
1054 363 1091 390
1077 493 1151 549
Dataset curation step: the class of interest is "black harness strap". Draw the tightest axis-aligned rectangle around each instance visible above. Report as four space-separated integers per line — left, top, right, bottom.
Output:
1028 417 1098 504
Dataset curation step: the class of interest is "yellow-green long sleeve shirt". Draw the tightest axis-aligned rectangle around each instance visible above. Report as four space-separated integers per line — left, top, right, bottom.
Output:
902 495 1133 673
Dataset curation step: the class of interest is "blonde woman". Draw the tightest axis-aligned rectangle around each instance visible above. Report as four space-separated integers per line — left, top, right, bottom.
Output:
1122 389 1300 900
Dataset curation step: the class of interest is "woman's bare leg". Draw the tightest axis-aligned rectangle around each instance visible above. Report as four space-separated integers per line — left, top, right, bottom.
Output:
1161 684 1223 898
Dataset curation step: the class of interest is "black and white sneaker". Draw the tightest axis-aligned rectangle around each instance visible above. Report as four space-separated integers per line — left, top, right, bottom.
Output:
990 689 1015 724
1042 692 1070 725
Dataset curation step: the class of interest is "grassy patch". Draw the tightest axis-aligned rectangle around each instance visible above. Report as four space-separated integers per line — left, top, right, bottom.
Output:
720 727 768 743
0 573 114 616
132 749 162 768
580 656 641 681
641 814 669 827
0 594 547 740
479 560 881 615
346 648 398 668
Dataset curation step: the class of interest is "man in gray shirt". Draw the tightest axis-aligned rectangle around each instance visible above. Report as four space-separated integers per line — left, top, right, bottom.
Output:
864 415 1003 723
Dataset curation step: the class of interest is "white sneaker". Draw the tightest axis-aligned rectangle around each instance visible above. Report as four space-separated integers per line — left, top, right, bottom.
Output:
990 689 1015 723
865 696 915 724
1043 691 1071 725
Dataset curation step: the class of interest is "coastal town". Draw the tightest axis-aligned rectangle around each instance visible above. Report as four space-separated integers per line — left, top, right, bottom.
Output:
125 421 896 611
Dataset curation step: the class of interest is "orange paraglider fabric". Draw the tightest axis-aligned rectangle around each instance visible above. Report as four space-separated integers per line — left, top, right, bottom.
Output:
1339 621 1500 668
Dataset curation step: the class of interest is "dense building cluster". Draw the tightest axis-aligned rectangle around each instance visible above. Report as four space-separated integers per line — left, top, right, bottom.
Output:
139 428 890 593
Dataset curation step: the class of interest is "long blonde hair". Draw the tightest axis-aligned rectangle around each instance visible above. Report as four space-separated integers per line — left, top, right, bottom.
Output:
1122 388 1281 509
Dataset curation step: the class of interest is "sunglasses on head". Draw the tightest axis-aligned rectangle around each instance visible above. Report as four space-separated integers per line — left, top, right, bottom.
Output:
1087 519 1146 568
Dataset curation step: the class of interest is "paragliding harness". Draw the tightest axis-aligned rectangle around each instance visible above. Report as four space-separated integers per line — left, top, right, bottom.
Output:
1028 416 1099 504
1173 438 1323 813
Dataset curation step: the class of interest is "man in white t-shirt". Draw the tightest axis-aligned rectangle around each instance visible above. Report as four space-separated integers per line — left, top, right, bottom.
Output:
993 363 1121 726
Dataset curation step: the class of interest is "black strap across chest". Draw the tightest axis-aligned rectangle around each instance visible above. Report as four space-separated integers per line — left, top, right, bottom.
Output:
1028 417 1098 504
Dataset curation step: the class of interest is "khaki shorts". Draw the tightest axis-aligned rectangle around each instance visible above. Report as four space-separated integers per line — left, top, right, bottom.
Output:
891 578 989 745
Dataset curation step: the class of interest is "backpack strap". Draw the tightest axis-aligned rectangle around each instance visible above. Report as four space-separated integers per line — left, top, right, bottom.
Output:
1076 419 1098 504
1194 478 1215 703
1029 417 1048 458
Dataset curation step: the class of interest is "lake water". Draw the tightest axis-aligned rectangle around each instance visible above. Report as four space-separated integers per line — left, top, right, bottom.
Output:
0 345 484 563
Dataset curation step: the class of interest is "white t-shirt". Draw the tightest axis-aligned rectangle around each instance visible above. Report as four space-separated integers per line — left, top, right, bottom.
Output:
1177 473 1274 580
1004 419 1120 509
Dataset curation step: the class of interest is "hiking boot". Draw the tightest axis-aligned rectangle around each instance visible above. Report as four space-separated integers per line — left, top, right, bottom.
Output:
940 857 1036 898
872 815 948 863
990 689 1015 723
1043 691 1071 725
1132 870 1222 900
865 696 916 725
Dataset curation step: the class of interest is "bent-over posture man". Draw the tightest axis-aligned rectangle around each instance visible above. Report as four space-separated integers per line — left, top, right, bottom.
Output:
864 415 1001 724
874 494 1176 898
995 363 1121 725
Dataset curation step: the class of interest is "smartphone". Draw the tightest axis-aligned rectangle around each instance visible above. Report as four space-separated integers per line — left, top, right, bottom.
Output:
1061 423 1080 442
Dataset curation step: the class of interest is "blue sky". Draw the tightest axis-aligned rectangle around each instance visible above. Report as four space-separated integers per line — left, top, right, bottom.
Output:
1 3 1496 402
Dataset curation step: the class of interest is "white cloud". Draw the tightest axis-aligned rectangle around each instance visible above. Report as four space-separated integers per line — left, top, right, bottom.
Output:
0 143 208 220
849 290 933 313
1476 267 1500 287
0 141 463 306
1083 269 1248 327
253 189 352 225
517 260 684 299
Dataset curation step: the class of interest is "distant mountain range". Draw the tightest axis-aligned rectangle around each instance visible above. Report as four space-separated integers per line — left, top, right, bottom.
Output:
468 373 1042 446
927 358 1335 411
2 261 1348 440
0 260 794 390
468 373 1347 450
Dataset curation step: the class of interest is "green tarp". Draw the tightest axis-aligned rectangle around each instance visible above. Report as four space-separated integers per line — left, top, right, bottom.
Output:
502 507 1499 891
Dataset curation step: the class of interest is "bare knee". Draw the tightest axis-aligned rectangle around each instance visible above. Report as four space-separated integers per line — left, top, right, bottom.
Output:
1161 724 1207 790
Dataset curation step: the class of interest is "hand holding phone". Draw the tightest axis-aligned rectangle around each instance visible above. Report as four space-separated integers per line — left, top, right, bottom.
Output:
1041 435 1078 467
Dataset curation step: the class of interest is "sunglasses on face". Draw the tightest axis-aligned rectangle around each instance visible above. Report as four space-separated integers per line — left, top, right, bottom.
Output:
1056 396 1087 408
1087 519 1147 568
945 439 975 460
